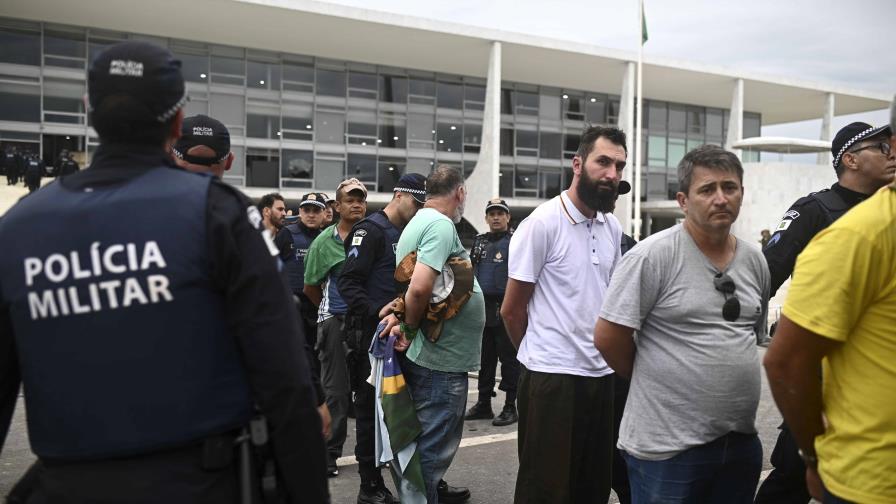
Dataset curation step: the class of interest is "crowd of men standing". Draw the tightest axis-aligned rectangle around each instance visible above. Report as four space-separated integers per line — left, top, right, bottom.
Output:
0 39 895 504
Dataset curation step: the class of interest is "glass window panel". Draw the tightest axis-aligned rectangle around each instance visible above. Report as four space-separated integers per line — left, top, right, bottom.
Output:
539 131 561 159
377 158 405 192
463 123 481 153
501 89 513 115
464 85 485 110
515 164 538 194
668 138 686 168
706 109 723 137
406 158 434 175
499 165 513 197
175 53 209 83
564 132 579 158
246 149 280 188
408 78 435 97
585 96 606 124
281 150 313 188
247 60 281 90
379 75 407 104
317 69 346 97
283 62 314 92
563 94 585 121
515 91 538 116
647 135 666 164
184 98 208 117
516 129 538 156
378 114 406 148
347 154 377 185
744 114 761 138
669 105 686 134
0 28 40 65
500 127 514 156
209 93 246 127
0 83 40 122
407 113 435 147
539 94 561 120
247 113 279 139
437 121 462 152
607 99 620 123
44 30 85 58
348 72 377 99
211 55 244 76
228 146 245 175
43 79 85 113
89 37 125 64
315 159 345 191
648 101 667 131
436 82 463 109
687 139 703 153
282 103 314 140
347 110 377 145
540 169 562 198
315 111 345 144
687 107 704 135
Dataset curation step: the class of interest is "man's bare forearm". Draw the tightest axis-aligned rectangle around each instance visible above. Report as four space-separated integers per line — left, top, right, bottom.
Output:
502 309 528 350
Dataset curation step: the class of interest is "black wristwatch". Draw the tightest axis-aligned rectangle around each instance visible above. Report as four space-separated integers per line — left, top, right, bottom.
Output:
798 449 818 469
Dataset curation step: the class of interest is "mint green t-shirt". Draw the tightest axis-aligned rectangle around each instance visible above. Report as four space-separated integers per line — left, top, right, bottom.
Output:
396 208 485 373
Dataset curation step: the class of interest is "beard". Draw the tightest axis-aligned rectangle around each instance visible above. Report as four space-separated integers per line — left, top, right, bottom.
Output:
576 170 618 214
452 200 465 224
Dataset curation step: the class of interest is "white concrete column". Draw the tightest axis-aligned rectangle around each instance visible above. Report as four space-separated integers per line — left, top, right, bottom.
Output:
725 78 744 158
615 62 635 236
817 92 835 166
465 41 502 234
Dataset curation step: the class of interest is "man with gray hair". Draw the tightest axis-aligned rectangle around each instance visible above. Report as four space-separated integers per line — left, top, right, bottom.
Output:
381 165 484 503
595 145 769 503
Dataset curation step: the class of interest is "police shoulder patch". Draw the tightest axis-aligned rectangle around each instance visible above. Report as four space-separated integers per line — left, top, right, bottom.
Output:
783 209 800 220
354 228 367 237
775 219 792 232
351 236 364 246
247 206 263 230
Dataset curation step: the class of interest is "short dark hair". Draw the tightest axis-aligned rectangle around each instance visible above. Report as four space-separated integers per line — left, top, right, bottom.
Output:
91 94 176 145
677 144 743 194
258 193 285 212
426 165 465 197
575 125 628 160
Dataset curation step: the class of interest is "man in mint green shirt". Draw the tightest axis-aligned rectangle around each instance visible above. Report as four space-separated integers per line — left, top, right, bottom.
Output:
388 165 484 504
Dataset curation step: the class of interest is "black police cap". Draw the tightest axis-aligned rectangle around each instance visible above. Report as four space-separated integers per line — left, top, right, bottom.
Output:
173 115 231 166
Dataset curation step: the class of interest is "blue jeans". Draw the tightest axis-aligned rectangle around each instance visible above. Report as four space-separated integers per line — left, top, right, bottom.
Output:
624 432 762 504
401 356 469 503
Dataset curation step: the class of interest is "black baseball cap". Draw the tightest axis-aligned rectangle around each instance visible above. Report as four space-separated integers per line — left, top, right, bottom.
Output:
485 198 510 213
832 122 891 169
299 192 327 209
173 115 231 166
88 41 187 124
394 173 427 204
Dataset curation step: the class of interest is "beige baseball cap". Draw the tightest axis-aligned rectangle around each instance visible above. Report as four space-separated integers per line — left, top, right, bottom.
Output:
336 177 368 197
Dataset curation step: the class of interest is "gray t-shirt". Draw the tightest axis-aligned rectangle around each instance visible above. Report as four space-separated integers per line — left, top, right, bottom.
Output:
600 223 769 461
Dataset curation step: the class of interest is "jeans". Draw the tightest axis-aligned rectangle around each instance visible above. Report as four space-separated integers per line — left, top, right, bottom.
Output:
624 432 762 504
400 356 468 503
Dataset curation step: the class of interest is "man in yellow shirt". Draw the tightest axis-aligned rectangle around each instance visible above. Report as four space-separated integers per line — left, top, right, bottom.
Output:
764 107 896 503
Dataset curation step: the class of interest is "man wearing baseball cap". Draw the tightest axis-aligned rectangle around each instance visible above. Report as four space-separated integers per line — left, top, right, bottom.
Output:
172 114 233 178
0 41 327 503
338 173 427 503
757 120 894 503
466 198 520 427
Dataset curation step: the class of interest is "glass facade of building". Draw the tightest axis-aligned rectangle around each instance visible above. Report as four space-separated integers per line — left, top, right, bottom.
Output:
0 17 761 202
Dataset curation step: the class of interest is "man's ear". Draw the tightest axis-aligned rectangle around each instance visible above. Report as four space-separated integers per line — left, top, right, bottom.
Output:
224 152 234 172
676 191 688 212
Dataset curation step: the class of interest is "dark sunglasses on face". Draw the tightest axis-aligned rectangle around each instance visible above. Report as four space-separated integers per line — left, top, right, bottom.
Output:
713 272 741 322
849 141 891 157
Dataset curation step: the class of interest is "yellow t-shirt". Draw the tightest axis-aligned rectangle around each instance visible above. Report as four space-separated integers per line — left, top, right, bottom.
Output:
783 185 896 504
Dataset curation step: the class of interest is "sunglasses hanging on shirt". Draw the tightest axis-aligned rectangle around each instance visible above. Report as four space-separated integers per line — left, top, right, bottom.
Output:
713 272 741 322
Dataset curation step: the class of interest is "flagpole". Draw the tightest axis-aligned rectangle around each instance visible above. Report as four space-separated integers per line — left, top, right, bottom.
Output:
634 0 644 240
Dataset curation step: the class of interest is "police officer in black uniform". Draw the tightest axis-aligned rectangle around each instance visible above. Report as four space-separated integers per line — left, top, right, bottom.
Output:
465 198 521 427
0 41 328 503
337 173 426 504
58 153 80 177
23 154 43 193
755 121 894 504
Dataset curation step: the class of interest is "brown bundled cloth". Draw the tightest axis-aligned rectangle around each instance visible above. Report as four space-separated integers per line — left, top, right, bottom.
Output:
390 251 474 343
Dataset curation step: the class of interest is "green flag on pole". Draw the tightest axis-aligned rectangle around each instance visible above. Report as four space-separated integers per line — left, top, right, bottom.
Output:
641 0 648 44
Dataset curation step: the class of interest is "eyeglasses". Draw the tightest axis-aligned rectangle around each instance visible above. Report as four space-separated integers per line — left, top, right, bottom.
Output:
713 272 740 322
848 141 891 157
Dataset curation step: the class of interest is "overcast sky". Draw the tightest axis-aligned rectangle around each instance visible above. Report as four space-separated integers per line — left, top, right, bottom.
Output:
321 0 894 142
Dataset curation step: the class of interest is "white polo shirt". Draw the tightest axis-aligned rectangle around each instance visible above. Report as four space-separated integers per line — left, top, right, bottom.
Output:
509 190 622 377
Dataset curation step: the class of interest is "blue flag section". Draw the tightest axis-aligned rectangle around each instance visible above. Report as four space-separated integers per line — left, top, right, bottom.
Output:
369 325 427 503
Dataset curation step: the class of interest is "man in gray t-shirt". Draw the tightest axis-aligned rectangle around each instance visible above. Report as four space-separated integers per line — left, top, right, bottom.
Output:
596 145 769 504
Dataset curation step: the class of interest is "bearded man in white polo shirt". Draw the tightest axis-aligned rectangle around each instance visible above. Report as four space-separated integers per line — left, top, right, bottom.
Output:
501 125 626 504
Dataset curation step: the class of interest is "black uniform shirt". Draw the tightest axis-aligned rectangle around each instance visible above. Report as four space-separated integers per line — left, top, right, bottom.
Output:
338 211 394 319
763 182 870 296
274 226 294 262
0 143 327 501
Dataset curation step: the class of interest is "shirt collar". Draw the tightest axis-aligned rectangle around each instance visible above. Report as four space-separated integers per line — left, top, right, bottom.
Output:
560 190 605 225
